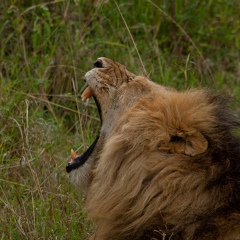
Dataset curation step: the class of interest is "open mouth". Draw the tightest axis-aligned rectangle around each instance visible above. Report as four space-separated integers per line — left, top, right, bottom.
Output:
66 86 102 173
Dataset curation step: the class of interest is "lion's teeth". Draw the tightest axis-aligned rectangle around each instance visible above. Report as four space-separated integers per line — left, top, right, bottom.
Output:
81 86 94 101
71 149 77 161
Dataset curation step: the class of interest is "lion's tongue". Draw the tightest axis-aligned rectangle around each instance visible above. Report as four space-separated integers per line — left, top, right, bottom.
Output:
81 86 94 101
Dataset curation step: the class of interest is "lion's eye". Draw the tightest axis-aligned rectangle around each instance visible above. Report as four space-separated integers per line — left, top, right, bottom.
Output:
93 60 103 68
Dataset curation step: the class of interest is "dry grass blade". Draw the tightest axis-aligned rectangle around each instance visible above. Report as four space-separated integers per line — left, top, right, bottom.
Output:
114 1 147 76
147 0 214 83
20 0 66 16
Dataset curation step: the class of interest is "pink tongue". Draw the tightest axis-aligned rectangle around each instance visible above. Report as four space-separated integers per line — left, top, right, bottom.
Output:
81 86 94 101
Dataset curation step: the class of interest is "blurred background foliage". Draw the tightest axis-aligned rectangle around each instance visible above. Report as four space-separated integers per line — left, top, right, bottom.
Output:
0 0 240 239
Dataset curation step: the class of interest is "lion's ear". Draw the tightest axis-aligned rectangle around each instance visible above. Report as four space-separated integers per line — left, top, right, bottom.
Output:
169 127 208 156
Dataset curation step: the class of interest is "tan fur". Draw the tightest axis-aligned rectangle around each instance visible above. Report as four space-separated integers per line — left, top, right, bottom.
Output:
69 58 240 240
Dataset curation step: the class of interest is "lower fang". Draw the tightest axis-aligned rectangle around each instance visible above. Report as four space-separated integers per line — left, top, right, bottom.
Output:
71 149 77 161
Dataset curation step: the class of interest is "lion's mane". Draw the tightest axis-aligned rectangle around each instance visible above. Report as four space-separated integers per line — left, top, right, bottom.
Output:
86 86 240 240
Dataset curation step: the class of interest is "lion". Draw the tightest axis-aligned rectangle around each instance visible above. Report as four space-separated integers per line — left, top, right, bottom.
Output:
66 57 240 240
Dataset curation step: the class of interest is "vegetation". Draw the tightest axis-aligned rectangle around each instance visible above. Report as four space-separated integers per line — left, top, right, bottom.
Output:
0 0 239 239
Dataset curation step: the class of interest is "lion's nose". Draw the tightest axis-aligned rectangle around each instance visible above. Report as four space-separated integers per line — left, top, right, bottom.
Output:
93 59 103 68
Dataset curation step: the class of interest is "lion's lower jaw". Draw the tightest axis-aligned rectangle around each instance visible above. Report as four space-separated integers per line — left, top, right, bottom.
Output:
69 157 94 194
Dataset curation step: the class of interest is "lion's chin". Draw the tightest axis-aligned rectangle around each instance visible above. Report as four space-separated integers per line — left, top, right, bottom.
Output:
66 93 102 173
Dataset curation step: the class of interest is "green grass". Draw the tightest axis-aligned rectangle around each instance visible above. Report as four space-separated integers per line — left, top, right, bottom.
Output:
0 0 240 239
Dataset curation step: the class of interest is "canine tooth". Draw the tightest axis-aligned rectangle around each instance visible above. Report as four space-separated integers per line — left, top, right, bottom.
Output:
81 86 94 101
71 149 77 161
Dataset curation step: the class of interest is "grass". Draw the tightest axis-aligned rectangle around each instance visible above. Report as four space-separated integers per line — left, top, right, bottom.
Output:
0 0 240 239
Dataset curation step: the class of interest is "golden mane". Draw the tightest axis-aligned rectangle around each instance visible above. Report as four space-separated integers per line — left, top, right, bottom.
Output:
68 58 240 240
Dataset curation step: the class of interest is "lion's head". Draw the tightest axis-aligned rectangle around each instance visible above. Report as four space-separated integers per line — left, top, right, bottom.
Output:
67 57 240 240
